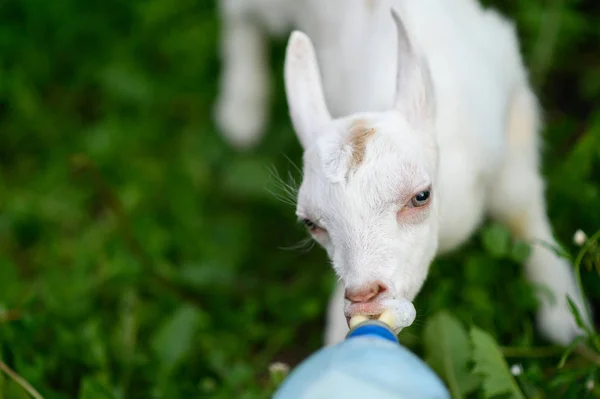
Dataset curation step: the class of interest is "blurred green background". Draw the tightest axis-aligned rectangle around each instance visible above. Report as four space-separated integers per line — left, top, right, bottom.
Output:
0 0 599 398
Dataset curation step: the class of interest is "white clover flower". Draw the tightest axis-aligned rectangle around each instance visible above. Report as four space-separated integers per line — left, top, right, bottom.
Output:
269 361 290 374
574 229 587 247
510 363 523 376
586 378 595 391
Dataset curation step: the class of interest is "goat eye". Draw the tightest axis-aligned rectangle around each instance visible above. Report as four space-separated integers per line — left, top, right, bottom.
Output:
411 190 431 207
303 218 318 231
301 218 327 235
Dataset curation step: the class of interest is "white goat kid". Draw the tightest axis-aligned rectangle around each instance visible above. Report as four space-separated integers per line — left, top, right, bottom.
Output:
283 2 591 347
218 0 591 347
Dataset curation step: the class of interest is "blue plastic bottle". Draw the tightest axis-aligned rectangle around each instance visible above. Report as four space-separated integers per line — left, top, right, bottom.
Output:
273 320 451 399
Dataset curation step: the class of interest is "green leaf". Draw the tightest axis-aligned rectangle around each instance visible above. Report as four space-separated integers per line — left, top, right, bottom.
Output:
150 304 204 373
78 375 117 399
566 295 589 332
470 327 525 399
557 335 585 368
481 223 511 259
423 311 480 398
510 240 532 263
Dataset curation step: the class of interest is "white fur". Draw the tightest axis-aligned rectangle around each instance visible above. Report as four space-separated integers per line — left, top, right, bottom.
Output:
214 0 292 149
216 0 591 346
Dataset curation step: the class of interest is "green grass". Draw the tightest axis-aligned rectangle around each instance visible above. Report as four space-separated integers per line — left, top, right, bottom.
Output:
0 0 599 398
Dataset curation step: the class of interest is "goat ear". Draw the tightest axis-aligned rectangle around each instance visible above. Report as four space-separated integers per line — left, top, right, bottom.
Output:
284 31 332 149
391 8 435 129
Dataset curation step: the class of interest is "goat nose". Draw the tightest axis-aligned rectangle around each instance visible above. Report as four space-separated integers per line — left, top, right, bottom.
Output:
344 282 387 303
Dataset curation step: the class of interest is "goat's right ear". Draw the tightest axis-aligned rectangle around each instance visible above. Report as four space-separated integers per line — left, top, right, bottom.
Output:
284 31 332 149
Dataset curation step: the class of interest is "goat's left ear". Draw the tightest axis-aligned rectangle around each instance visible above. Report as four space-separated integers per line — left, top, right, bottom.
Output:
284 31 332 149
391 8 435 129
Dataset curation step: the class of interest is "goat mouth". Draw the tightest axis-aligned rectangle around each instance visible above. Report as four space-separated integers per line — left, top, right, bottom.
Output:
345 314 380 328
345 302 385 317
346 310 396 329
345 303 384 328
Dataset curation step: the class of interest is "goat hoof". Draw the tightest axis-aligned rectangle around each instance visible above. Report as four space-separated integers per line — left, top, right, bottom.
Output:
537 300 589 346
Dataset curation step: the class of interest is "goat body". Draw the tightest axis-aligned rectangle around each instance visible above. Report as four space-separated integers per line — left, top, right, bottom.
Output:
216 0 591 346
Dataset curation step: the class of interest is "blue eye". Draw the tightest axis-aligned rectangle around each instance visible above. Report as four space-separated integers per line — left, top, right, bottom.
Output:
411 190 431 207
